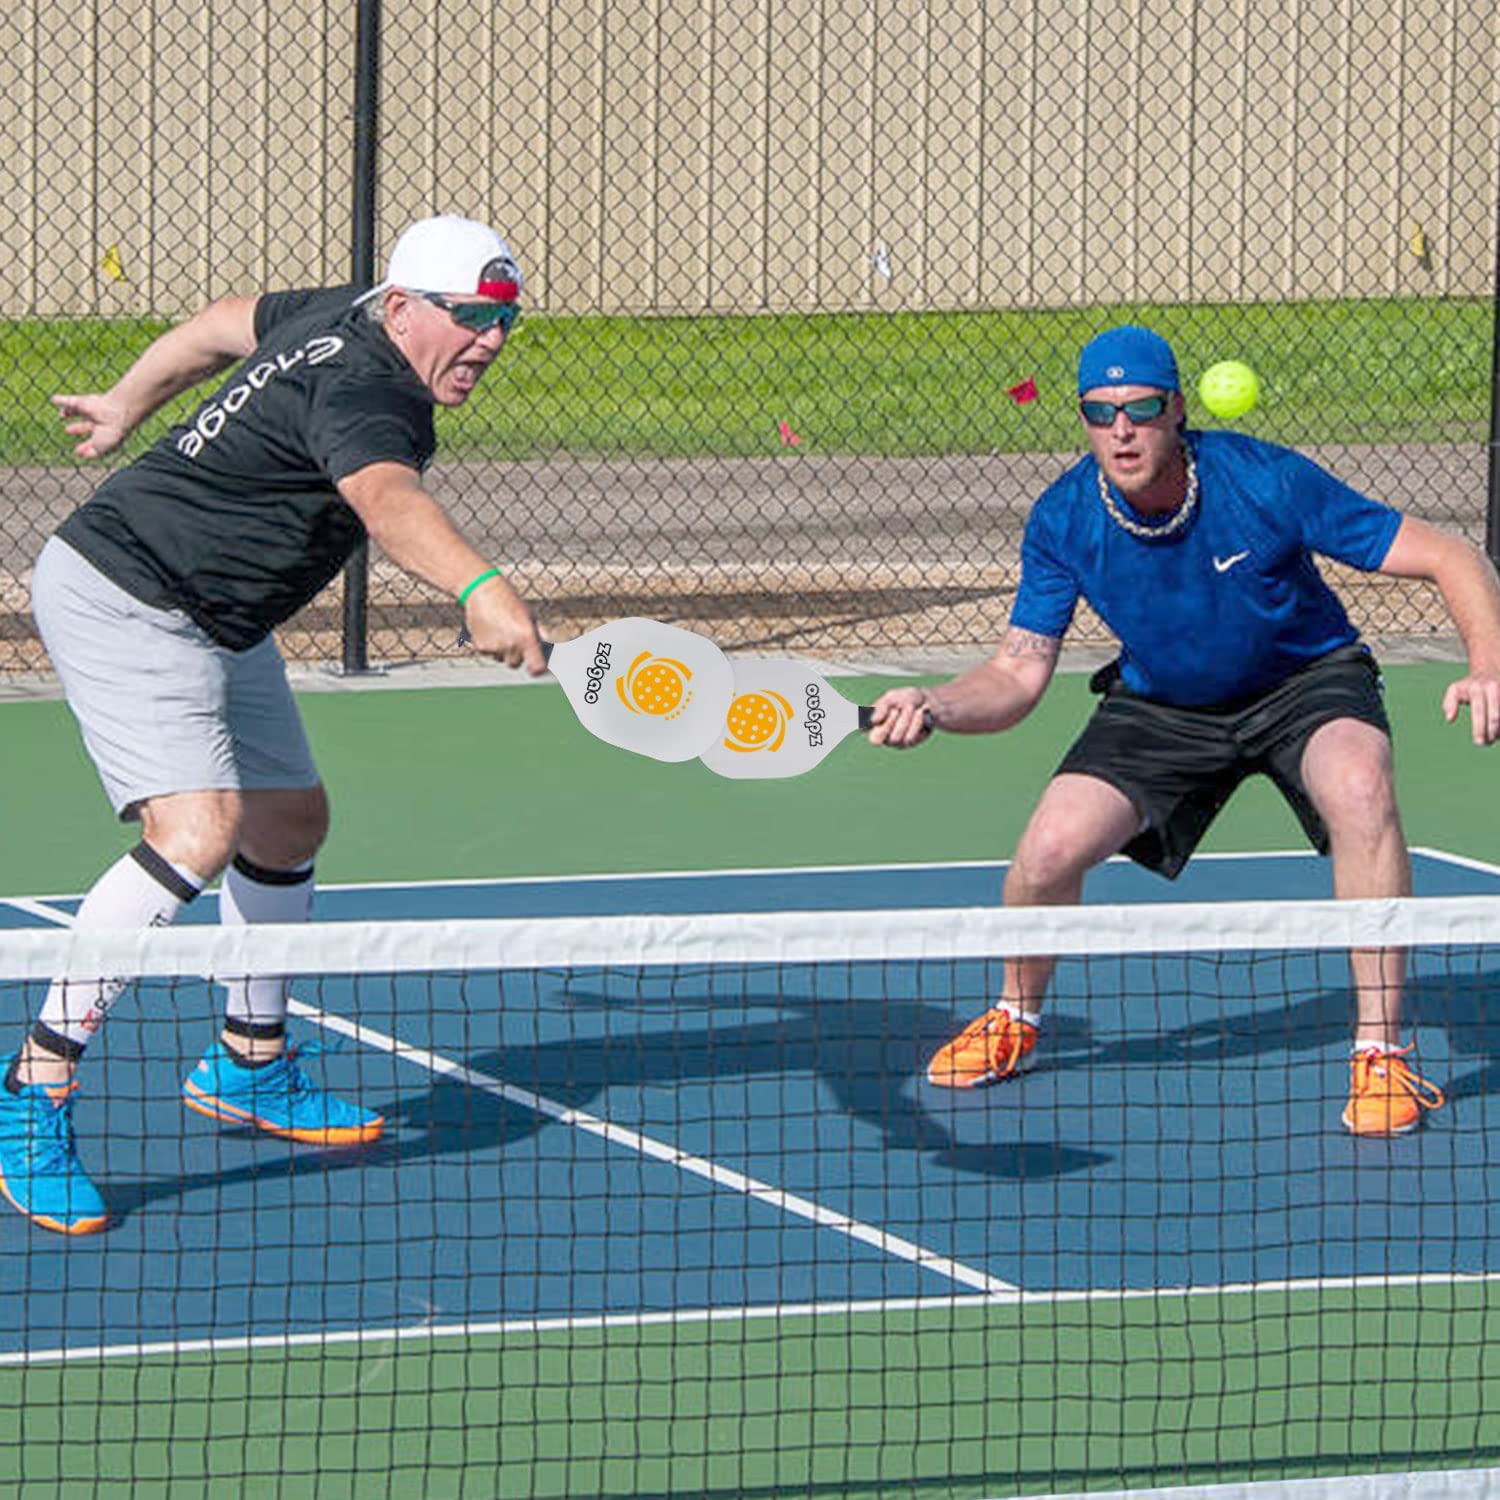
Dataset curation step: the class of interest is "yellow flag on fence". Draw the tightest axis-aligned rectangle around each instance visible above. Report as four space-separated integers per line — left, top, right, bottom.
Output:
101 244 126 282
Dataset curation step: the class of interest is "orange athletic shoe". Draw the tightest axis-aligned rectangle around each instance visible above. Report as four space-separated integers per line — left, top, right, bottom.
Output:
927 1006 1039 1089
1342 1046 1445 1137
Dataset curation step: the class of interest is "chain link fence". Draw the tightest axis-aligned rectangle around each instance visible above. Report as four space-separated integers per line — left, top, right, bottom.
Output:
1 0 1496 675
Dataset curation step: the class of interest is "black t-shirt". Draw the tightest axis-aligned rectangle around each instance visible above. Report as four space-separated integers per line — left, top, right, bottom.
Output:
57 286 437 650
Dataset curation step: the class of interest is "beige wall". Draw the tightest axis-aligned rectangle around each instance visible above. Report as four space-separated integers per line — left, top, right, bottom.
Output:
2 0 1496 318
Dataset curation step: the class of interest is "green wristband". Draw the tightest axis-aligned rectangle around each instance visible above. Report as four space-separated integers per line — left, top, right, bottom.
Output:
458 567 502 605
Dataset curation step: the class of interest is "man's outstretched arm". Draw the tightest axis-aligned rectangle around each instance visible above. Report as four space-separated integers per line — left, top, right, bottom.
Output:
52 294 261 458
1380 515 1500 744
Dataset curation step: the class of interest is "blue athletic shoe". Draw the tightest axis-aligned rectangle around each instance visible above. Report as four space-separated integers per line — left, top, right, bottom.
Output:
0 1067 109 1235
182 1039 383 1146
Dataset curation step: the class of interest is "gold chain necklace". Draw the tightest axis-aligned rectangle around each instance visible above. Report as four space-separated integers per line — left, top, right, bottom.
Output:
1096 446 1198 540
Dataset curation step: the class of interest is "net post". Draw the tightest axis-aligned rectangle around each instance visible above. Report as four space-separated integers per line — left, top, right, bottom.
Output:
340 0 381 676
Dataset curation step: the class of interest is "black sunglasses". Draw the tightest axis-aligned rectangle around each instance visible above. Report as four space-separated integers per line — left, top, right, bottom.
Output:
1079 394 1171 427
422 293 521 335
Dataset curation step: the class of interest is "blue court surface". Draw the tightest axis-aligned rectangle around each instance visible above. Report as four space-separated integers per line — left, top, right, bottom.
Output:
2 848 1499 1359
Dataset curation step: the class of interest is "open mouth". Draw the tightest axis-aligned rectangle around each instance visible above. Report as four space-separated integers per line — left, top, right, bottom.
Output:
450 360 490 390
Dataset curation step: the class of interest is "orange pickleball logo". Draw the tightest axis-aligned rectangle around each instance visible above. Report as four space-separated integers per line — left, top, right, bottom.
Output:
722 689 793 754
617 650 695 719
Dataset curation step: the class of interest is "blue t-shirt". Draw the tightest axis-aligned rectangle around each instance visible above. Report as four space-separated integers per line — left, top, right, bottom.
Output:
1010 430 1402 706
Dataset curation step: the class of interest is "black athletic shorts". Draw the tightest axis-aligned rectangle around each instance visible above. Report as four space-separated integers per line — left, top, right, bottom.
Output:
1055 643 1390 879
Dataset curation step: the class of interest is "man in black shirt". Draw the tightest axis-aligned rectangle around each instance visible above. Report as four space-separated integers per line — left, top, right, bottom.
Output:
1 215 543 1234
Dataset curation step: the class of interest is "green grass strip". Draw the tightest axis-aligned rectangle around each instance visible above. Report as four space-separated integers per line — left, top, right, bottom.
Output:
0 298 1492 467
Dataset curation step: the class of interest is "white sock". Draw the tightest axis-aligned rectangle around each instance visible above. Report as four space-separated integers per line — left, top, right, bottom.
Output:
1352 1038 1402 1056
219 854 314 1032
1001 1003 1043 1030
34 843 204 1052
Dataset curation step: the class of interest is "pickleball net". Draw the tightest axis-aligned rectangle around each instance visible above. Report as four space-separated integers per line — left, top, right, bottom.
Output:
0 895 1498 1499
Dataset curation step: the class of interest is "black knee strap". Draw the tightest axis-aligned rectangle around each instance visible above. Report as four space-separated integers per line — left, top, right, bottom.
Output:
231 853 313 887
131 842 201 904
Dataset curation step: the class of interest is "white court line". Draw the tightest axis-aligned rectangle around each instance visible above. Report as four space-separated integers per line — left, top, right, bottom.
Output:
999 1470 1500 1500
9 1265 1500 1368
21 841 1479 909
293 855 1016 895
2 896 79 924
3 849 1330 905
7 856 1015 905
6 844 1491 909
313 848 1329 893
5 893 1012 1299
1413 845 1500 879
294 994 1013 1295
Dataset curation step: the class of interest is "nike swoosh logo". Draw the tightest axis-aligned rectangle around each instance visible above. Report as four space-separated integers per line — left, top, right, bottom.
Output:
1213 551 1250 573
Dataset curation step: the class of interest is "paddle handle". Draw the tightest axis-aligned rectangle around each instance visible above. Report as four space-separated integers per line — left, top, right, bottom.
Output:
455 625 553 666
857 706 934 733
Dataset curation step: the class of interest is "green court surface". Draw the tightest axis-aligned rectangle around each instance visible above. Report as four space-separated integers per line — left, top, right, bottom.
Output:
2 658 1497 1500
6 1281 1499 1499
0 660 1490 898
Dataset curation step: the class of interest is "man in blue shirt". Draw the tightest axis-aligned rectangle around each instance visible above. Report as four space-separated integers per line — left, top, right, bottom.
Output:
869 324 1500 1136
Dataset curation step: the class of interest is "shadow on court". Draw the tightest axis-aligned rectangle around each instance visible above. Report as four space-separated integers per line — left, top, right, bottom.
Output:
81 957 1500 1231
1410 968 1500 1102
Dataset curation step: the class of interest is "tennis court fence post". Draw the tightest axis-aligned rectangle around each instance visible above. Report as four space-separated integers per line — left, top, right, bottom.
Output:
1485 119 1500 571
340 0 381 675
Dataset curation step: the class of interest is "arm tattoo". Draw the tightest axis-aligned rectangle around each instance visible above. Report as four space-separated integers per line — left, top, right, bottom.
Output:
1000 628 1060 662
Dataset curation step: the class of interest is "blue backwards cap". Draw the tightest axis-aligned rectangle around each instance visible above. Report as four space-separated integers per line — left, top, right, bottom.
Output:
1076 325 1180 395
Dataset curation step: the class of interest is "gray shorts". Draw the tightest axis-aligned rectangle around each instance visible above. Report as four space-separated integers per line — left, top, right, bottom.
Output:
32 536 321 819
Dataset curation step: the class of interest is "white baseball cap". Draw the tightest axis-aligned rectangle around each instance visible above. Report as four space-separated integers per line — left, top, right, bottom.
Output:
353 214 523 305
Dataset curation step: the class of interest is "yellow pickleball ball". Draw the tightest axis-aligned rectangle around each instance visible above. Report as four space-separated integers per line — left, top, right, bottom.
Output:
1198 360 1260 420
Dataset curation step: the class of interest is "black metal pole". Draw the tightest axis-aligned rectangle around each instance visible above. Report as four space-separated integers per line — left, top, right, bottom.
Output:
341 0 380 674
1486 111 1500 570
